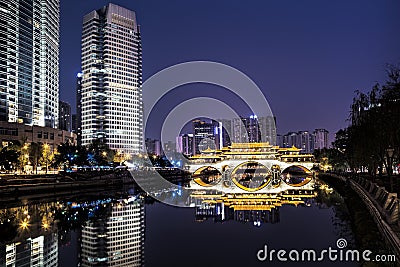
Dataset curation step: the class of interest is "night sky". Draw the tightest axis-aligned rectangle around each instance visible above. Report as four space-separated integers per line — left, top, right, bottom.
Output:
59 0 400 141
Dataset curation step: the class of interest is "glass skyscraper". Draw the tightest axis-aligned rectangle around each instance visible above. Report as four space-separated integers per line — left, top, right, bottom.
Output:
80 3 143 154
0 0 59 127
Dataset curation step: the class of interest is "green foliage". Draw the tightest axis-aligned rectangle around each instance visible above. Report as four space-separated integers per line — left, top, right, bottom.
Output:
333 64 400 175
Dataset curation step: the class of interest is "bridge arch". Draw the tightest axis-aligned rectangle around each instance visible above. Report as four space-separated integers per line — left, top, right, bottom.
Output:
192 166 222 187
231 161 272 192
281 165 313 187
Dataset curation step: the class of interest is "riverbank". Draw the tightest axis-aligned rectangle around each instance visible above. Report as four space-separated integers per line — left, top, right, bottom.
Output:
318 173 399 266
0 170 135 205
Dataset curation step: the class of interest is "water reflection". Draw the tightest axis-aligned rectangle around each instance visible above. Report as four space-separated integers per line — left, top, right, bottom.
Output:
0 197 145 267
191 189 315 225
0 203 58 266
0 179 355 267
79 198 144 266
231 162 272 191
192 167 222 187
281 165 313 187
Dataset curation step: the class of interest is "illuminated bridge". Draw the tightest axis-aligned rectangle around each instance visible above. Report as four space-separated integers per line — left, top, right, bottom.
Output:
186 143 316 193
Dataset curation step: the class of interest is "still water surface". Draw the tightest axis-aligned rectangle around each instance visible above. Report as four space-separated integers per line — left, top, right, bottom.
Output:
0 180 357 267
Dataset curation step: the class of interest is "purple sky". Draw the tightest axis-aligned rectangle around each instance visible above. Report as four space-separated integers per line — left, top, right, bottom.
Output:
60 0 400 141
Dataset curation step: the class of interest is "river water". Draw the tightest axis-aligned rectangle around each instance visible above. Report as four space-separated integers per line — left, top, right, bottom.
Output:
0 179 358 267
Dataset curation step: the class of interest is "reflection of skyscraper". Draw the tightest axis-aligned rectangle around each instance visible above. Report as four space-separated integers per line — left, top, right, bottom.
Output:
0 203 58 267
195 202 280 224
80 4 143 154
3 234 58 267
80 199 145 266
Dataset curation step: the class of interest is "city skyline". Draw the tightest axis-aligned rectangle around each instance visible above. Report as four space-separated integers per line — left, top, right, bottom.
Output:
59 0 400 141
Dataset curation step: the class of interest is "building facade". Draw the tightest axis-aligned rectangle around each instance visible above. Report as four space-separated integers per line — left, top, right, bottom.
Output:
75 73 83 145
232 116 276 145
145 138 161 156
80 3 142 154
0 121 76 148
277 128 329 153
176 133 194 156
192 119 219 155
58 100 71 132
314 128 329 150
0 0 59 128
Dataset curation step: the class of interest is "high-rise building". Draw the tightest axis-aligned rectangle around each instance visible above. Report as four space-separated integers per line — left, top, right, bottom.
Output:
192 119 219 155
71 114 77 132
145 138 161 155
0 0 60 127
297 130 314 154
176 133 194 156
76 72 83 145
217 119 232 148
232 116 276 145
314 128 329 150
80 4 142 155
58 100 71 132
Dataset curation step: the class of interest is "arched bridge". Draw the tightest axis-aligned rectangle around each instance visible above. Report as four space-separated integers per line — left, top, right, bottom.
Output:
186 143 316 193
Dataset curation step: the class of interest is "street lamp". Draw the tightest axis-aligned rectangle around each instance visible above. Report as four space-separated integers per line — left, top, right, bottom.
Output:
386 146 395 192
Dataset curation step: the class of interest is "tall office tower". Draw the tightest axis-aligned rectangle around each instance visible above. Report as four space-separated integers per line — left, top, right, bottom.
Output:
80 200 145 267
80 4 142 154
0 0 60 127
314 128 329 150
58 100 71 131
76 73 83 145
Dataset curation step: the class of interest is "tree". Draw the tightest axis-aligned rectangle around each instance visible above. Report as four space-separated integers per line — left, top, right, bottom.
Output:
40 144 54 174
29 142 43 174
335 64 400 190
0 145 20 172
54 142 88 169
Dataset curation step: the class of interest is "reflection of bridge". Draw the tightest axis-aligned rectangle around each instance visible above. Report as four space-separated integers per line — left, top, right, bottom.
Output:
186 143 316 193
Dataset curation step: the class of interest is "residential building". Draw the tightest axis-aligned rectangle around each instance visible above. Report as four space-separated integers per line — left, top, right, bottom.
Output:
314 128 329 150
232 116 276 145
